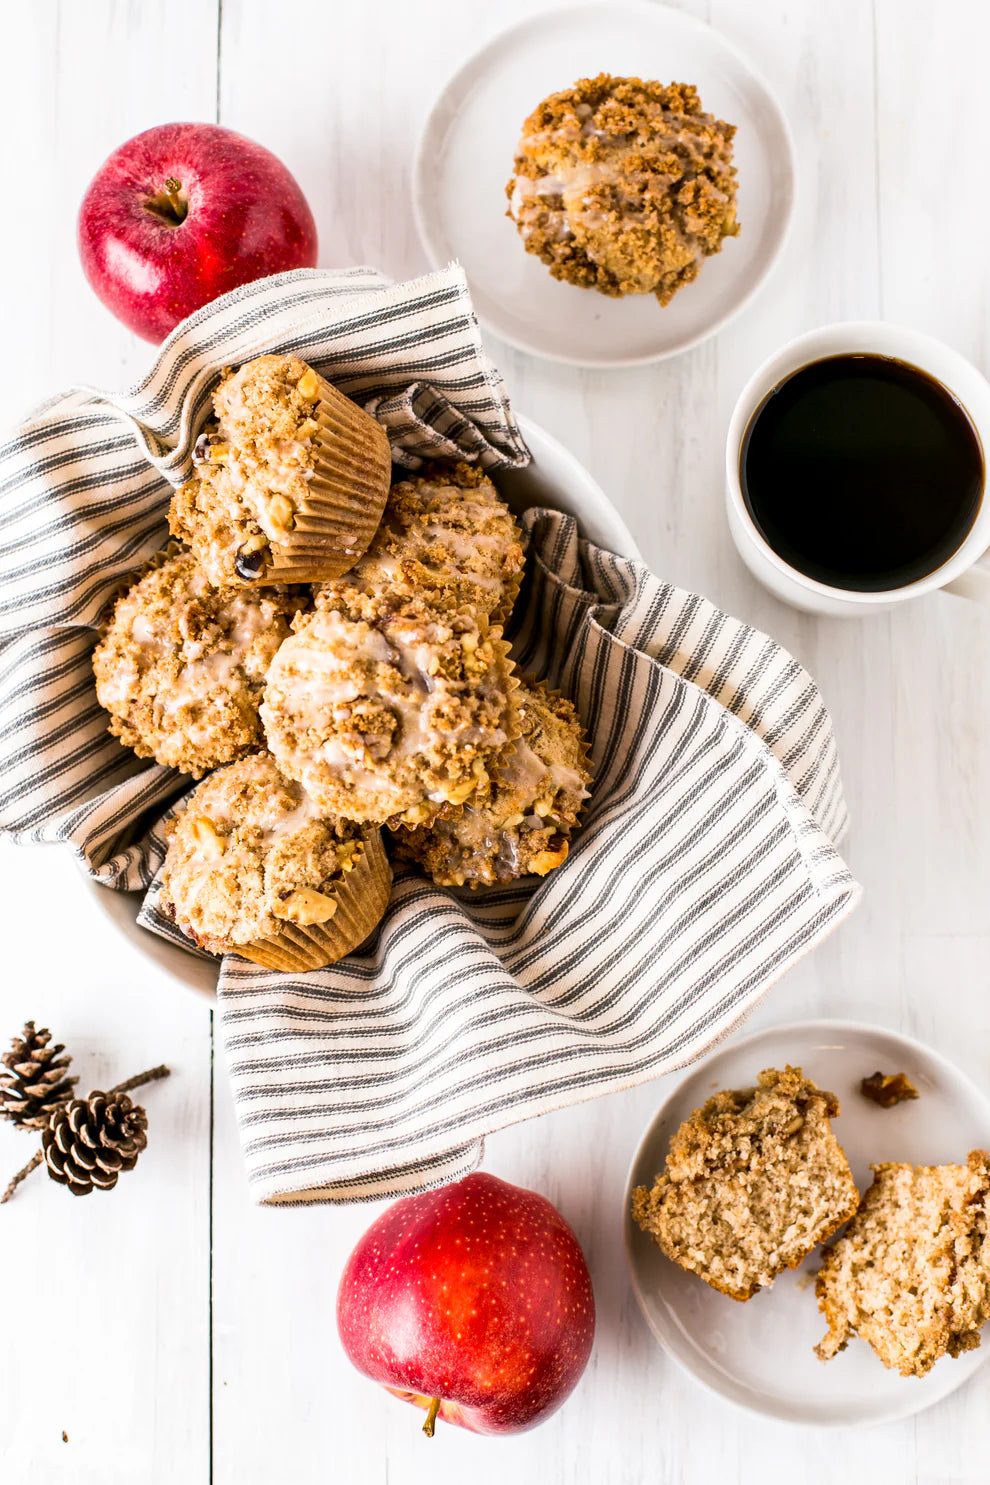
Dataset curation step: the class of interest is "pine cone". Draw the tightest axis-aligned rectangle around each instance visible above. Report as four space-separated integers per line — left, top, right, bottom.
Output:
42 1091 148 1196
0 1022 77 1131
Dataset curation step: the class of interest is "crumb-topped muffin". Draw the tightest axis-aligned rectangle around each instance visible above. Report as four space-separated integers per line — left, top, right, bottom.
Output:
816 1151 990 1376
317 462 525 622
395 678 590 886
506 74 738 306
169 354 390 587
261 600 517 826
92 551 301 777
632 1066 859 1301
159 751 391 971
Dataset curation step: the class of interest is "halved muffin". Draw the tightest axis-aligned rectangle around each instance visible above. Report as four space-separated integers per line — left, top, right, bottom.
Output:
632 1066 859 1300
816 1150 990 1375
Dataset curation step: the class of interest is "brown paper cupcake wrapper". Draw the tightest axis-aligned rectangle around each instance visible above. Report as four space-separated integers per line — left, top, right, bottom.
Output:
263 372 391 585
235 827 392 973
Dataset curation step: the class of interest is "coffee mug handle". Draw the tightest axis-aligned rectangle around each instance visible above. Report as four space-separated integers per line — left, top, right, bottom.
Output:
942 549 990 603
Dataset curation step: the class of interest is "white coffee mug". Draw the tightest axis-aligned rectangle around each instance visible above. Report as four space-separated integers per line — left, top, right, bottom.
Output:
725 322 990 616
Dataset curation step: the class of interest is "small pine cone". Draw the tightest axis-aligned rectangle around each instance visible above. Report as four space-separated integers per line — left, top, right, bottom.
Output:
42 1091 148 1196
0 1022 77 1131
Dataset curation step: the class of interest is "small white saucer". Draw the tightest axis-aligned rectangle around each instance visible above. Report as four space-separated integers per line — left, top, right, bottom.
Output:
624 1020 990 1425
412 2 795 367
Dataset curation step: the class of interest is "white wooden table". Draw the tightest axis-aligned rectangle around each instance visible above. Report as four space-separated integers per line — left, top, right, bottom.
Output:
2 2 989 1481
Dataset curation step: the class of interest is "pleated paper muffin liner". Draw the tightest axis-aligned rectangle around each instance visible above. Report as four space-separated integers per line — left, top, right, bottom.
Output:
263 370 391 584
235 827 392 972
493 513 525 625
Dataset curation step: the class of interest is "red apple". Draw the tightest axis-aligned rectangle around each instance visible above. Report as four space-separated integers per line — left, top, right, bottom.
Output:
77 122 318 342
336 1171 595 1437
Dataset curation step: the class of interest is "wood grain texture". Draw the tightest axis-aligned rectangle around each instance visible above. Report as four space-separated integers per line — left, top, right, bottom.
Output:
2 0 990 1481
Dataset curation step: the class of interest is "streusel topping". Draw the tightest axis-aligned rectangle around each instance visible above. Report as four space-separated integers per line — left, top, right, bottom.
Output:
160 751 366 953
261 599 515 826
506 74 738 305
93 552 301 777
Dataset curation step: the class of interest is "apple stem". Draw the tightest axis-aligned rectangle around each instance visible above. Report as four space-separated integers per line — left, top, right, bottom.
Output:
163 178 186 221
422 1397 441 1439
145 177 188 226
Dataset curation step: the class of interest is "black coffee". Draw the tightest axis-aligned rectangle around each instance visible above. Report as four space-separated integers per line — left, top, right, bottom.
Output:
740 354 984 591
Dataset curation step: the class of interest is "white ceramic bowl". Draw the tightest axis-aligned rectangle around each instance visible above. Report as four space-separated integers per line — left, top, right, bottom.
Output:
85 413 643 997
413 1 796 367
625 1018 990 1425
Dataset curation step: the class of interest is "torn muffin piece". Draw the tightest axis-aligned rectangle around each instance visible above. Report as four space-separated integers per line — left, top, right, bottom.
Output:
316 462 525 623
394 677 591 886
159 751 390 971
506 73 738 306
632 1066 859 1300
260 598 518 827
815 1151 990 1376
92 551 302 777
169 354 390 586
859 1070 919 1108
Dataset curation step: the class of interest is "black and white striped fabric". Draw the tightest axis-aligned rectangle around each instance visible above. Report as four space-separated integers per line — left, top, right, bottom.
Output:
0 264 860 1205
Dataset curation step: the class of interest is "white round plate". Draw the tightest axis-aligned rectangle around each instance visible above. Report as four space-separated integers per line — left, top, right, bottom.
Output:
624 1019 990 1425
413 2 796 366
85 412 643 998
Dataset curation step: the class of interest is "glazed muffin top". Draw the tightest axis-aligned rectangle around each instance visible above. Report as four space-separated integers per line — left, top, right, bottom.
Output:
506 73 738 306
261 598 516 826
395 677 591 886
92 551 302 777
159 751 366 954
316 463 525 622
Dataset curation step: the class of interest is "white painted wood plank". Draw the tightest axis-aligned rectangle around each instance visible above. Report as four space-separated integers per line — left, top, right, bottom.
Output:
0 3 218 1482
0 841 213 1484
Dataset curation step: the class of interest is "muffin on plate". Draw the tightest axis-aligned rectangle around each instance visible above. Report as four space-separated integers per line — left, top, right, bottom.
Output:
632 1066 859 1300
816 1150 990 1376
261 599 518 827
394 677 591 886
317 462 525 623
506 74 738 306
159 751 391 971
169 354 391 587
92 551 302 777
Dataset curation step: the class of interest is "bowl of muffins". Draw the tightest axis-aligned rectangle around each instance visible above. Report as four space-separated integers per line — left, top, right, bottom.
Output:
89 352 623 986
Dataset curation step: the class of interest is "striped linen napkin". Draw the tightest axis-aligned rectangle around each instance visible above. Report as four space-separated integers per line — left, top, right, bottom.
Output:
0 264 860 1204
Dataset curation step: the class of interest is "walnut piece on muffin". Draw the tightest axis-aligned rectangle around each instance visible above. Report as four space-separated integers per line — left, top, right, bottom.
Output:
815 1151 990 1376
632 1066 860 1301
92 551 302 778
159 751 389 967
170 353 390 587
317 462 525 623
506 74 738 306
394 677 590 886
261 599 516 827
